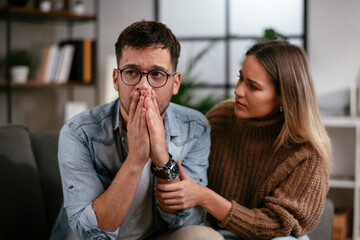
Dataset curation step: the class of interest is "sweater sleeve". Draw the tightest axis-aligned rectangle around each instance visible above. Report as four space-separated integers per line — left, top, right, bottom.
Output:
218 150 329 239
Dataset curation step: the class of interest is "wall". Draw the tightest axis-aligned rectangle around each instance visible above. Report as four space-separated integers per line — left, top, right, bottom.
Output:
97 0 154 105
0 0 153 131
1 0 360 130
308 0 360 115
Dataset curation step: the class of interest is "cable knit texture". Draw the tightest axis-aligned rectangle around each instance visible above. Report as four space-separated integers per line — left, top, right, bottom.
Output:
206 100 329 239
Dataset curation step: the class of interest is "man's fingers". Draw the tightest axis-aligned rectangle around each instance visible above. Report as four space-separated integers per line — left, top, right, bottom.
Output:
128 91 140 122
151 90 161 115
133 96 144 128
140 107 147 132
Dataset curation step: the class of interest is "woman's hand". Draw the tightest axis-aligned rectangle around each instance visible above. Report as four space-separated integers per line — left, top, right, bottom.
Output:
155 161 204 212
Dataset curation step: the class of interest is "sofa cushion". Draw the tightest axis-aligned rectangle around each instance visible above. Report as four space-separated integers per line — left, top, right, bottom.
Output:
31 130 62 230
308 198 334 240
0 125 49 239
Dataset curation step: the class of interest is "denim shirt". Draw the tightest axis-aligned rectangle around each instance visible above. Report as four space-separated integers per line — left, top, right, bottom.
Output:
57 99 210 239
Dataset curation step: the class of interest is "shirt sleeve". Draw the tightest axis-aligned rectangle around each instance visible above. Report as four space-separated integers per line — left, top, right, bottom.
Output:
154 118 211 230
58 124 119 240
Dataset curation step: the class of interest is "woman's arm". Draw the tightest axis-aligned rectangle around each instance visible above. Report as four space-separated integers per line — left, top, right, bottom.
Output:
155 161 232 222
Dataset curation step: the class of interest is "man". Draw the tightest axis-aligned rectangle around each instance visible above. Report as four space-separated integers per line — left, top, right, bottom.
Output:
54 21 221 239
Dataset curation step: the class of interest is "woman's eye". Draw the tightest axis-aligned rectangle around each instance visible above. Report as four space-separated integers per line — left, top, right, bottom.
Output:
249 84 258 90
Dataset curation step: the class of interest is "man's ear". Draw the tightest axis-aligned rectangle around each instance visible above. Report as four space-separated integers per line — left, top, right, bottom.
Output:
172 72 181 95
113 69 119 91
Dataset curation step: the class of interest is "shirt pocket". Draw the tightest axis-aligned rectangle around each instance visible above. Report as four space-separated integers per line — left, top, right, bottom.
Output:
92 139 121 190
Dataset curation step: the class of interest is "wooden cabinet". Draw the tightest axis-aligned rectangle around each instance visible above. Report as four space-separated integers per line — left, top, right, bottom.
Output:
0 1 99 128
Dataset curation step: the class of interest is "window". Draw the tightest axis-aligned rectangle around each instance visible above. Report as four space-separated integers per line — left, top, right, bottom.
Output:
157 0 306 108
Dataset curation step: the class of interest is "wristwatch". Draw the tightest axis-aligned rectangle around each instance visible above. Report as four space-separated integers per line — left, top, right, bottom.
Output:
151 153 179 181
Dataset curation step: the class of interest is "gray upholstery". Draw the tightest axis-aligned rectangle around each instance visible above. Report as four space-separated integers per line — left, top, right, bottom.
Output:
308 198 334 240
0 125 49 239
0 125 60 240
31 130 62 229
0 124 334 240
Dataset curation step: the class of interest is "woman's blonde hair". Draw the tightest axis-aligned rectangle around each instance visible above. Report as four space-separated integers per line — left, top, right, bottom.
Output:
246 40 332 170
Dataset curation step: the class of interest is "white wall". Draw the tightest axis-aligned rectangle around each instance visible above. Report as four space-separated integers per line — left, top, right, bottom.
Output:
97 0 154 104
308 0 360 114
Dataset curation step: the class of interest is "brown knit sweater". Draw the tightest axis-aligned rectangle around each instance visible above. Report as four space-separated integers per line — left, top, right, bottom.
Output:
206 100 329 239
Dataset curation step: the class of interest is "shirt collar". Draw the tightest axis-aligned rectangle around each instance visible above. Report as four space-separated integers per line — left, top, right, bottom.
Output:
114 99 121 131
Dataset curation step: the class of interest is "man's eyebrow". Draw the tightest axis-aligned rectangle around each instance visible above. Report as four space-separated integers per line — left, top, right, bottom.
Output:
149 65 169 72
119 64 169 72
120 63 139 69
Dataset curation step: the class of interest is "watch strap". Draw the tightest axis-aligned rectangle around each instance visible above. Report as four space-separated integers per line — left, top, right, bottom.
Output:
151 153 179 181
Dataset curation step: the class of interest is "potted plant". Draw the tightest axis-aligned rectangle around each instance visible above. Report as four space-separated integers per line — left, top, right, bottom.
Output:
10 49 32 84
261 28 288 41
39 0 52 12
171 37 234 114
73 0 85 15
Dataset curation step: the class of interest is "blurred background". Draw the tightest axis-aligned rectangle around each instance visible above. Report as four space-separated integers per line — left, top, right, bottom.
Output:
0 0 359 131
1 1 360 239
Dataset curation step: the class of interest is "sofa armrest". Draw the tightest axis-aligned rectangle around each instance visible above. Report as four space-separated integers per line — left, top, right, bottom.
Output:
31 130 62 230
0 125 49 239
308 198 334 240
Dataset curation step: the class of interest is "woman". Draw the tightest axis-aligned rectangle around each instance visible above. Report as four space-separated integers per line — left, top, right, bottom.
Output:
155 40 331 240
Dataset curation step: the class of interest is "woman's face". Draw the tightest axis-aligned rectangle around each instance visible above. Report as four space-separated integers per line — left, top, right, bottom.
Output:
234 54 282 120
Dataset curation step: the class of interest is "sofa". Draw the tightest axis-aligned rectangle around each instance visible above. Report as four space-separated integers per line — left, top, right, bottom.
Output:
0 124 333 240
0 125 62 239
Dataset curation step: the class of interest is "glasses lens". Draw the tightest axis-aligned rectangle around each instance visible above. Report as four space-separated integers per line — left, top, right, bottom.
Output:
122 68 140 85
148 70 167 87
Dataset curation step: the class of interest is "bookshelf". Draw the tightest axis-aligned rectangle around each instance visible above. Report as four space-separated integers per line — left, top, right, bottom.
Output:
323 116 360 239
0 1 99 125
0 6 96 22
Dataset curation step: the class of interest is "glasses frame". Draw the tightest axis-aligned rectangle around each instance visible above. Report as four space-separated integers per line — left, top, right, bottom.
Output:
116 67 176 88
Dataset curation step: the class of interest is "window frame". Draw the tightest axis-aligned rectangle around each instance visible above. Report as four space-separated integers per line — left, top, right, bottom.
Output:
155 0 307 97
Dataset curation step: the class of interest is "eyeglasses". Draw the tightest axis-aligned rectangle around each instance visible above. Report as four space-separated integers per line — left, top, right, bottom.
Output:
116 67 176 88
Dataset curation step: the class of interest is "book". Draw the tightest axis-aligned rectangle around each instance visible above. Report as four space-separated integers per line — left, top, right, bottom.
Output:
54 46 65 83
83 39 91 84
59 39 96 84
44 44 60 83
54 44 75 84
38 46 50 83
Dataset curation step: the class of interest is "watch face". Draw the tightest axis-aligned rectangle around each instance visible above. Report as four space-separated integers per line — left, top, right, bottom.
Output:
151 158 179 181
169 162 179 180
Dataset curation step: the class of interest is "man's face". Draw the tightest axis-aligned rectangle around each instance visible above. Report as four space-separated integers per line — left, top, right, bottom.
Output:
113 45 181 123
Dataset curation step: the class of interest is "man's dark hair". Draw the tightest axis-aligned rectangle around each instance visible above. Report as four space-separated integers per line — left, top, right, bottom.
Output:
115 20 181 70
